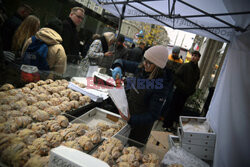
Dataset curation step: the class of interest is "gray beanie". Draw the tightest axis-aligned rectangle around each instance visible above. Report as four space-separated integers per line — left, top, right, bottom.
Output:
172 46 180 54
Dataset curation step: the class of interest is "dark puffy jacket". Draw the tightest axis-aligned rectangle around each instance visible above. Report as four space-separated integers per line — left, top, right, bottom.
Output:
174 61 200 96
127 47 143 63
61 17 80 64
112 59 173 126
113 45 128 61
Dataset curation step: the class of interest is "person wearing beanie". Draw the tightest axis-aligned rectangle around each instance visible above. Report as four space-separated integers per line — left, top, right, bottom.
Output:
111 45 173 145
166 46 183 72
163 51 201 132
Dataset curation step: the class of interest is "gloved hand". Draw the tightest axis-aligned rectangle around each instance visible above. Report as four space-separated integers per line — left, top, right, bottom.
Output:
112 67 122 81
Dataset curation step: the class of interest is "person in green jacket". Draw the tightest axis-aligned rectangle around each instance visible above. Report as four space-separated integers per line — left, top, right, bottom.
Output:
163 51 201 132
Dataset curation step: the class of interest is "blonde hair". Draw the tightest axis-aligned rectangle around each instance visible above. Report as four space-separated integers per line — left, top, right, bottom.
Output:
12 15 40 52
70 7 85 14
149 66 161 79
92 34 101 40
103 32 115 44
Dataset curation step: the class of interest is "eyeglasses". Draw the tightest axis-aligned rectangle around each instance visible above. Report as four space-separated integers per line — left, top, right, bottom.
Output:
74 13 84 20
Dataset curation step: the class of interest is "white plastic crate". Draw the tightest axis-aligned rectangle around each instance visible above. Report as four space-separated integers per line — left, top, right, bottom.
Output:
182 143 214 160
179 116 216 141
168 135 180 148
178 116 216 160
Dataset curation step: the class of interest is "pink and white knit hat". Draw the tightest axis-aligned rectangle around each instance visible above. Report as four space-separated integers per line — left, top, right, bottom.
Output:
144 45 169 69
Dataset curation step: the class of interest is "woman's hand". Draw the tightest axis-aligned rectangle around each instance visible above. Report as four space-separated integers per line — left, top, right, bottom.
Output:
118 110 130 122
104 51 113 56
112 67 122 80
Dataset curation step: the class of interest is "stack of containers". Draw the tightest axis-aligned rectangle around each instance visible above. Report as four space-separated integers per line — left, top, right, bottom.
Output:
178 116 216 160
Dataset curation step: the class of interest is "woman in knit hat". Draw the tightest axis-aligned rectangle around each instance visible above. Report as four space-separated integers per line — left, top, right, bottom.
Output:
81 32 115 76
111 45 171 145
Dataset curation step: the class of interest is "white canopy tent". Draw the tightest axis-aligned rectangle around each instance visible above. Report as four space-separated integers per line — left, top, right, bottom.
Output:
92 0 250 166
93 0 249 42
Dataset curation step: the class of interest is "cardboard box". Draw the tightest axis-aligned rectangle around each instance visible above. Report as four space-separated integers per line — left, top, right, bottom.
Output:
150 131 171 150
48 146 109 167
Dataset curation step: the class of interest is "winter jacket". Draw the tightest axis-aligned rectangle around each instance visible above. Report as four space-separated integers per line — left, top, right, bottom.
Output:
113 45 128 61
22 28 67 78
165 54 183 73
127 47 144 63
112 59 173 126
168 54 183 63
99 44 129 70
174 61 200 96
61 17 80 64
2 13 23 51
81 36 109 75
86 36 108 60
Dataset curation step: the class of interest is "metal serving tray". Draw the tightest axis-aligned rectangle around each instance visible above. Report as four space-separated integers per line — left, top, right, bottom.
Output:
63 102 98 122
70 107 129 138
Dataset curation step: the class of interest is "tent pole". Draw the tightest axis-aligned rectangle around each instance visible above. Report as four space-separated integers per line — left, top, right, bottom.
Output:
168 0 170 15
118 1 127 36
109 0 127 69
111 0 121 16
170 0 176 16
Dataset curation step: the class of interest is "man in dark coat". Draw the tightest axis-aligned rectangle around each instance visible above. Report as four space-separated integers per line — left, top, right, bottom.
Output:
163 51 201 131
61 7 84 64
113 34 128 61
127 41 145 63
2 4 33 51
99 34 128 75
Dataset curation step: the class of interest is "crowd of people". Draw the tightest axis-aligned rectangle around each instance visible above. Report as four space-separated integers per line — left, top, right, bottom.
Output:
0 3 202 145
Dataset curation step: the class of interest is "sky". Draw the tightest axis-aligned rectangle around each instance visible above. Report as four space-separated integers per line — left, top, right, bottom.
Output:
164 27 196 50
